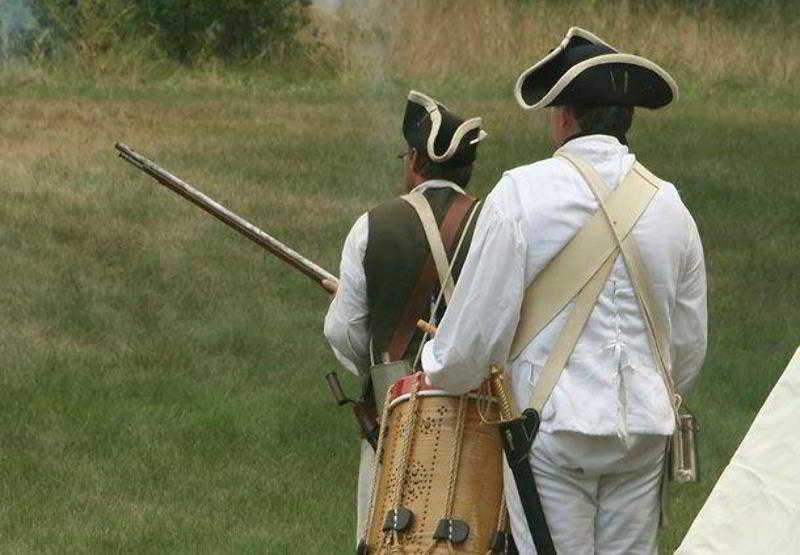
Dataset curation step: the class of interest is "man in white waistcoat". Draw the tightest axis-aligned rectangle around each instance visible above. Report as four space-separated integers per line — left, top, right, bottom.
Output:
421 28 707 555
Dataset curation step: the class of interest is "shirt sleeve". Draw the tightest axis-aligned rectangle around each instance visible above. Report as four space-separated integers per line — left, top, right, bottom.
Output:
422 180 529 393
671 211 708 396
324 213 371 376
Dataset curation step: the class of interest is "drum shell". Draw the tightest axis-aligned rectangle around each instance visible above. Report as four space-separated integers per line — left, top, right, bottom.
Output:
366 380 503 553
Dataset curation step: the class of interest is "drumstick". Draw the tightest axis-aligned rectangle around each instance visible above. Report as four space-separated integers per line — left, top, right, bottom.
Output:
416 319 437 335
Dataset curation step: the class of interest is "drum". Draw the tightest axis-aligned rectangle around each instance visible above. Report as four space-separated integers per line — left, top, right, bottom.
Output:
360 373 512 554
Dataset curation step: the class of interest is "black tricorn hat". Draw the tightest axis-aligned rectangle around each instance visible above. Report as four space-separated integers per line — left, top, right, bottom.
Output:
515 27 678 111
402 90 487 167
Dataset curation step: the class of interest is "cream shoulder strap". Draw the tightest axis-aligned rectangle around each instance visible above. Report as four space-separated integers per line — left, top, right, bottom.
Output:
402 191 455 304
528 253 616 412
510 157 660 360
554 152 678 413
524 153 662 413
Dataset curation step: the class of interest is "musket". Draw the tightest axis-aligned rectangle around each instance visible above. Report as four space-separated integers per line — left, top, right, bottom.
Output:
114 143 338 292
115 143 381 444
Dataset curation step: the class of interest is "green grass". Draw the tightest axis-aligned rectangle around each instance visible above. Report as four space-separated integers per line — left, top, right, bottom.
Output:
1 65 798 553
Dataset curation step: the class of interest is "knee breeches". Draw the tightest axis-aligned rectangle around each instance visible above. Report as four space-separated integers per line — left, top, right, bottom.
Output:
505 431 668 555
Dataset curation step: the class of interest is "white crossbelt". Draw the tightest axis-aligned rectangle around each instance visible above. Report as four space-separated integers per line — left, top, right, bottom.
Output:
510 158 664 360
513 152 678 418
402 191 456 304
403 191 482 369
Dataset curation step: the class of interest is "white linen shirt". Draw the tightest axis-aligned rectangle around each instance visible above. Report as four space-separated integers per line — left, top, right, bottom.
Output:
324 180 466 377
422 135 707 437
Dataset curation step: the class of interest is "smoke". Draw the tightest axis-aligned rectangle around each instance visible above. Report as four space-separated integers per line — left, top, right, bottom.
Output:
0 0 38 62
314 0 343 11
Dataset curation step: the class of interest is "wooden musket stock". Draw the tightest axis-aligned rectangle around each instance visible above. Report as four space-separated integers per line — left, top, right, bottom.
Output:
115 143 338 291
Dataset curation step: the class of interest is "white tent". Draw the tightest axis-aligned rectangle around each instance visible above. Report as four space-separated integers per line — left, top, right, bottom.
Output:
676 345 800 554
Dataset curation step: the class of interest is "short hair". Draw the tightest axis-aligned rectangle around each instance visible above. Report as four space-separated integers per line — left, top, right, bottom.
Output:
572 105 634 138
414 151 474 189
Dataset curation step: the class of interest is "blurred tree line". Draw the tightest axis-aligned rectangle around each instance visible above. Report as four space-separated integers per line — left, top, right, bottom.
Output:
0 0 310 64
515 0 800 20
2 0 796 66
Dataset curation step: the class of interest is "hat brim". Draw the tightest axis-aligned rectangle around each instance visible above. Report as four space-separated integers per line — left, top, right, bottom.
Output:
514 27 678 110
515 53 678 110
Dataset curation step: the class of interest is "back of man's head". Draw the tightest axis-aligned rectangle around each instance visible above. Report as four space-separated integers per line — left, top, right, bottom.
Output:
412 150 474 189
571 104 634 140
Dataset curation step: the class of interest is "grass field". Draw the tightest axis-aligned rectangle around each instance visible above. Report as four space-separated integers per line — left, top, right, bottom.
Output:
2 3 799 553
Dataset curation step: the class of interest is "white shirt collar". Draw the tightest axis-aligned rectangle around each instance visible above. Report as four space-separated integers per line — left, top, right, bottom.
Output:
554 134 630 159
410 179 466 196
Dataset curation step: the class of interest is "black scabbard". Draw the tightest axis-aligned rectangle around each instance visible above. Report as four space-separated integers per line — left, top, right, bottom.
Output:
497 408 557 555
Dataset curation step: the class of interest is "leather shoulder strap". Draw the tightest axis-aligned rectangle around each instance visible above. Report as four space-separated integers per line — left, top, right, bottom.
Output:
529 249 616 412
386 192 477 362
561 153 671 374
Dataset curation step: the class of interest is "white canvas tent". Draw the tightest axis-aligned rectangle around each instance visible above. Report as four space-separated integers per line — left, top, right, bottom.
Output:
676 345 800 554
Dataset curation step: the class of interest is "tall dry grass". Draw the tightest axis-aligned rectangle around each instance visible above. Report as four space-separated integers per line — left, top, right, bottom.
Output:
311 1 799 87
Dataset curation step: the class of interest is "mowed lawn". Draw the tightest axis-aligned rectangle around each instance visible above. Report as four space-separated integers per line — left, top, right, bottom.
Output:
1 71 798 553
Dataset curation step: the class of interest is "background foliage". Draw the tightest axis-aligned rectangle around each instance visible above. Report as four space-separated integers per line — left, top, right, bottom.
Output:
3 0 800 67
1 0 799 552
0 0 310 64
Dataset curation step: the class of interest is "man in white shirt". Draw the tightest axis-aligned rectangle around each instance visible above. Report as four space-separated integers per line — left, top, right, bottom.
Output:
422 28 707 554
323 90 487 543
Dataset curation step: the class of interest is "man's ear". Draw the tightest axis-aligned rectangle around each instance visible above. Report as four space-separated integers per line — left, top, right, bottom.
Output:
409 148 423 173
562 105 578 132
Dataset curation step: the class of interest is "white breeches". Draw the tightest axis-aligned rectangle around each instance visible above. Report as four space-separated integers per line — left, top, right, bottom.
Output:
505 431 668 555
356 439 375 545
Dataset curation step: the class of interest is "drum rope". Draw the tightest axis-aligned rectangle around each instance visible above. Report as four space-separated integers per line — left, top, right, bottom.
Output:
498 494 509 534
363 382 396 550
483 493 510 555
423 393 468 554
477 379 514 554
476 380 501 425
382 374 421 551
445 395 468 516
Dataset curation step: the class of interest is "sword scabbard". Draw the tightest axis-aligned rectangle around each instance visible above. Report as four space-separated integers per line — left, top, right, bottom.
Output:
490 366 557 555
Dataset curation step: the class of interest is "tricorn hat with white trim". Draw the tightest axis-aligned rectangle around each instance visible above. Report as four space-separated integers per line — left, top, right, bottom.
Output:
403 91 487 167
515 27 678 111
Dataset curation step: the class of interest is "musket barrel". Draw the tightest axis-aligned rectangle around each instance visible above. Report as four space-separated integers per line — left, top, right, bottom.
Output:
115 143 337 289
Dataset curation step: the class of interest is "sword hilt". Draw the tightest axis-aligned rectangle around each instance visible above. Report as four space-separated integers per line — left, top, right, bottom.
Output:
490 365 516 421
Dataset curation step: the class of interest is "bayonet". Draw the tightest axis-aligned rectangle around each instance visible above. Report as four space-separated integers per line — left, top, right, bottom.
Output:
115 144 379 446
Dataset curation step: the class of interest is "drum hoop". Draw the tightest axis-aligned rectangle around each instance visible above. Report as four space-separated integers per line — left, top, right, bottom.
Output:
387 390 497 411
